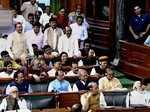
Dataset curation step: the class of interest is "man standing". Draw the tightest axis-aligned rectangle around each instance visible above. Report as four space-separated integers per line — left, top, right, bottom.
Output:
25 22 44 51
129 5 150 43
70 16 88 49
58 26 80 57
7 22 33 60
21 0 38 20
44 18 63 51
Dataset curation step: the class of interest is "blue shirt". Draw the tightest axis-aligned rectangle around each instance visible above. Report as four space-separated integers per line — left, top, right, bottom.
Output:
6 81 30 93
129 14 149 33
48 79 72 92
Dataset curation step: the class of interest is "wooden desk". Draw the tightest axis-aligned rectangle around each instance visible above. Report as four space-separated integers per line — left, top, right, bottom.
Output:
97 107 150 112
32 107 150 112
32 108 69 112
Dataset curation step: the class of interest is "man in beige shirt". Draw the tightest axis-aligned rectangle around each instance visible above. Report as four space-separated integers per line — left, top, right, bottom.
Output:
7 22 33 60
98 68 123 91
44 17 63 51
21 0 38 20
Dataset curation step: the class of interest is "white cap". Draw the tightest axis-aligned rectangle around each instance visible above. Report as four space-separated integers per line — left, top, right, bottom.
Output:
7 86 18 95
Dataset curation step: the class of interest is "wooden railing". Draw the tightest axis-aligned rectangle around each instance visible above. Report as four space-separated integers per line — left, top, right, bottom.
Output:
119 40 150 80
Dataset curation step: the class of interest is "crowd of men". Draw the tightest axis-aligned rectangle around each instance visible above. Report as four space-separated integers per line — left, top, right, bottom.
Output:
0 0 150 111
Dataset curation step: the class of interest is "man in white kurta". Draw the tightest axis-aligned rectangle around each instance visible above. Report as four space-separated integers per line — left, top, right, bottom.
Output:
58 26 80 57
25 22 44 51
43 18 63 51
7 23 33 59
70 16 88 49
21 0 38 20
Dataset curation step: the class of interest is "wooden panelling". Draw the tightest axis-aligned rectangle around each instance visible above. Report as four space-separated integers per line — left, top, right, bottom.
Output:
119 40 150 79
1 0 10 9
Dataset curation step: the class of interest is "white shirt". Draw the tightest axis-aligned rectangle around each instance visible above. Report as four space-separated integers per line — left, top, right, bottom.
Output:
0 98 28 111
66 70 79 77
0 38 7 54
25 29 44 50
0 71 16 78
58 34 80 57
70 23 88 41
126 90 148 107
39 13 53 26
47 68 56 77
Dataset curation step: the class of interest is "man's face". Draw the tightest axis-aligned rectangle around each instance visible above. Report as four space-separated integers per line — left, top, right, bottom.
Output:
79 69 88 82
134 6 141 15
33 26 40 34
61 54 68 62
50 21 57 29
57 70 65 81
16 73 24 84
11 89 19 98
65 27 72 37
16 23 23 33
77 18 83 25
31 0 36 5
99 61 108 70
72 63 78 74
54 62 62 70
106 69 113 80
28 16 34 24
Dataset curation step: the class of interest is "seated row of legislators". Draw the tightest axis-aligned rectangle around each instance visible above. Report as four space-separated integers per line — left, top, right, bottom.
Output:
0 72 149 111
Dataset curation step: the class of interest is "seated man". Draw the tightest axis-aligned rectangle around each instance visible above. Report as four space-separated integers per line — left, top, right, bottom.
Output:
47 59 62 77
126 81 149 107
90 56 109 77
129 5 150 43
0 51 21 70
66 61 79 76
98 68 123 91
0 86 30 111
73 69 89 92
80 82 107 112
48 69 72 92
6 70 32 94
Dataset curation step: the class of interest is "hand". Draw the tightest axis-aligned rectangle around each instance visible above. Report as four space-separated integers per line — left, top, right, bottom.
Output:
139 32 146 37
133 34 140 39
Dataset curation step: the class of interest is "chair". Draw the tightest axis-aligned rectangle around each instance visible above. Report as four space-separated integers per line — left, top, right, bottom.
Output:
103 90 129 107
21 92 56 109
58 92 81 108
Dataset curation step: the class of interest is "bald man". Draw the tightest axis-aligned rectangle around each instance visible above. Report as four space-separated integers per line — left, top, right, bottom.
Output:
73 69 89 92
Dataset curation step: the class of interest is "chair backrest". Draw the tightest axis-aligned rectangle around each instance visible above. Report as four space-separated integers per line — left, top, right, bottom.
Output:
21 92 56 109
103 91 129 107
30 82 49 92
58 92 81 108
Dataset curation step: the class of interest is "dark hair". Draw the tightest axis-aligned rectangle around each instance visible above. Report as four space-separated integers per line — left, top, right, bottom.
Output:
1 51 9 57
43 45 52 52
15 22 22 28
14 70 24 79
76 15 83 21
55 69 63 77
49 17 57 22
60 52 68 58
32 22 41 27
32 44 38 48
28 13 34 18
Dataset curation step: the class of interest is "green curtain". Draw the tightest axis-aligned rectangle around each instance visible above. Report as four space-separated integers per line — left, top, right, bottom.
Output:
51 0 61 14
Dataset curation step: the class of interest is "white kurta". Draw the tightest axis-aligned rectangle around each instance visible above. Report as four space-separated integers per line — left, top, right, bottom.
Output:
25 30 44 50
58 35 80 57
70 23 88 41
7 31 29 59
